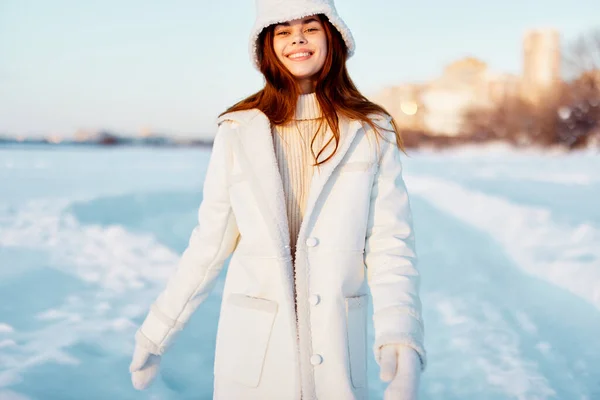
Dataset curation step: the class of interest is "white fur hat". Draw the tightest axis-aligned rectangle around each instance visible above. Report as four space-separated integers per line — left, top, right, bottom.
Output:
249 0 355 69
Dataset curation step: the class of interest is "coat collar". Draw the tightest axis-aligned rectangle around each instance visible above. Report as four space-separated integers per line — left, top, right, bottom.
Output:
216 108 364 256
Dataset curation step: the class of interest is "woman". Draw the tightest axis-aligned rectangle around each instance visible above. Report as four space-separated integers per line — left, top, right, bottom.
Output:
129 0 426 398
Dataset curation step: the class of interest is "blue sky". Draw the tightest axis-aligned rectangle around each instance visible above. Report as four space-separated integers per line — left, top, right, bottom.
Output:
1 0 598 138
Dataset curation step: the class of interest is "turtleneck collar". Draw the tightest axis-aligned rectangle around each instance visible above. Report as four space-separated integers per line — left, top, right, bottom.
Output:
295 92 322 121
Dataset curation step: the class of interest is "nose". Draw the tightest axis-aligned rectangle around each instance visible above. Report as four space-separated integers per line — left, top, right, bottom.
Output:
291 31 307 45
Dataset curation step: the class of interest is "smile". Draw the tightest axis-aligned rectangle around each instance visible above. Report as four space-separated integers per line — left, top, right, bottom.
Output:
287 51 313 60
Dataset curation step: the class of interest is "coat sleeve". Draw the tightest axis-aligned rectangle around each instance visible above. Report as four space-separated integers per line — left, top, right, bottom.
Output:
364 117 426 371
134 121 240 356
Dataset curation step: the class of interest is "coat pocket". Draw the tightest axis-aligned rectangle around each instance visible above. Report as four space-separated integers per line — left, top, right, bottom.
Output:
217 293 278 387
345 294 368 389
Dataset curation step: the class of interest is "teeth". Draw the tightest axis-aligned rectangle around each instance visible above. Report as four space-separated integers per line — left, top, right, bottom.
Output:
289 52 311 59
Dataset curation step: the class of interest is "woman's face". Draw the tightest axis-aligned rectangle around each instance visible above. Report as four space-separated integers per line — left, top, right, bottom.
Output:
272 16 328 92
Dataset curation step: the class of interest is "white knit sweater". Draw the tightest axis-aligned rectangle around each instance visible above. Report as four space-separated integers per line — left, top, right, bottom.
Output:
272 93 327 259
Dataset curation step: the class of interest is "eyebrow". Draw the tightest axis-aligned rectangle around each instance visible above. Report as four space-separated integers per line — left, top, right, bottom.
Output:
276 17 320 27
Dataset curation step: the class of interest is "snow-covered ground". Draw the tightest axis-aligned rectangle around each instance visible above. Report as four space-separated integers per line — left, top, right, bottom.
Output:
0 145 599 400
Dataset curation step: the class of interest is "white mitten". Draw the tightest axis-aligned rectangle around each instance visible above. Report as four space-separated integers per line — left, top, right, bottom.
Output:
129 344 162 390
379 344 421 400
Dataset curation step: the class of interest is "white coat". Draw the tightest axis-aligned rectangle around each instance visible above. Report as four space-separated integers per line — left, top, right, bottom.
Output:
134 108 426 400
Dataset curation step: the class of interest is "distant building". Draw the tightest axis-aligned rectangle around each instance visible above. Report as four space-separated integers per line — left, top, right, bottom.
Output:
372 84 425 132
522 29 561 103
484 72 522 103
374 57 501 136
372 27 563 137
421 58 493 135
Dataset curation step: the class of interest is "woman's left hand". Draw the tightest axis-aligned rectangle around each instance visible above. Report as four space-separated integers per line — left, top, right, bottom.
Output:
379 344 421 400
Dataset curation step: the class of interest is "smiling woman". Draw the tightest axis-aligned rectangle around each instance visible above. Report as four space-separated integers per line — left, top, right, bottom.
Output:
129 0 426 399
271 17 328 94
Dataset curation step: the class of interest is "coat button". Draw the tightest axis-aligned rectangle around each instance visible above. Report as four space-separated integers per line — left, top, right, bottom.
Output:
309 294 320 305
305 237 319 247
310 354 323 365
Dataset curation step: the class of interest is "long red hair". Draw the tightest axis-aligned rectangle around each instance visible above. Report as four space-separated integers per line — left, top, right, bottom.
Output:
220 14 405 165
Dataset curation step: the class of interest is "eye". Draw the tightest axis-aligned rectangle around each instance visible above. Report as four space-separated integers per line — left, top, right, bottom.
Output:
306 27 319 32
276 30 289 36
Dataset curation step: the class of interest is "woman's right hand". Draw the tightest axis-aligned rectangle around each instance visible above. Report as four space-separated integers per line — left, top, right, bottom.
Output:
129 344 162 390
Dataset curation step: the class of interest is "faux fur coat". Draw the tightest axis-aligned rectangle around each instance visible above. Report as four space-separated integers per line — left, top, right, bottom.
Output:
134 109 426 399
